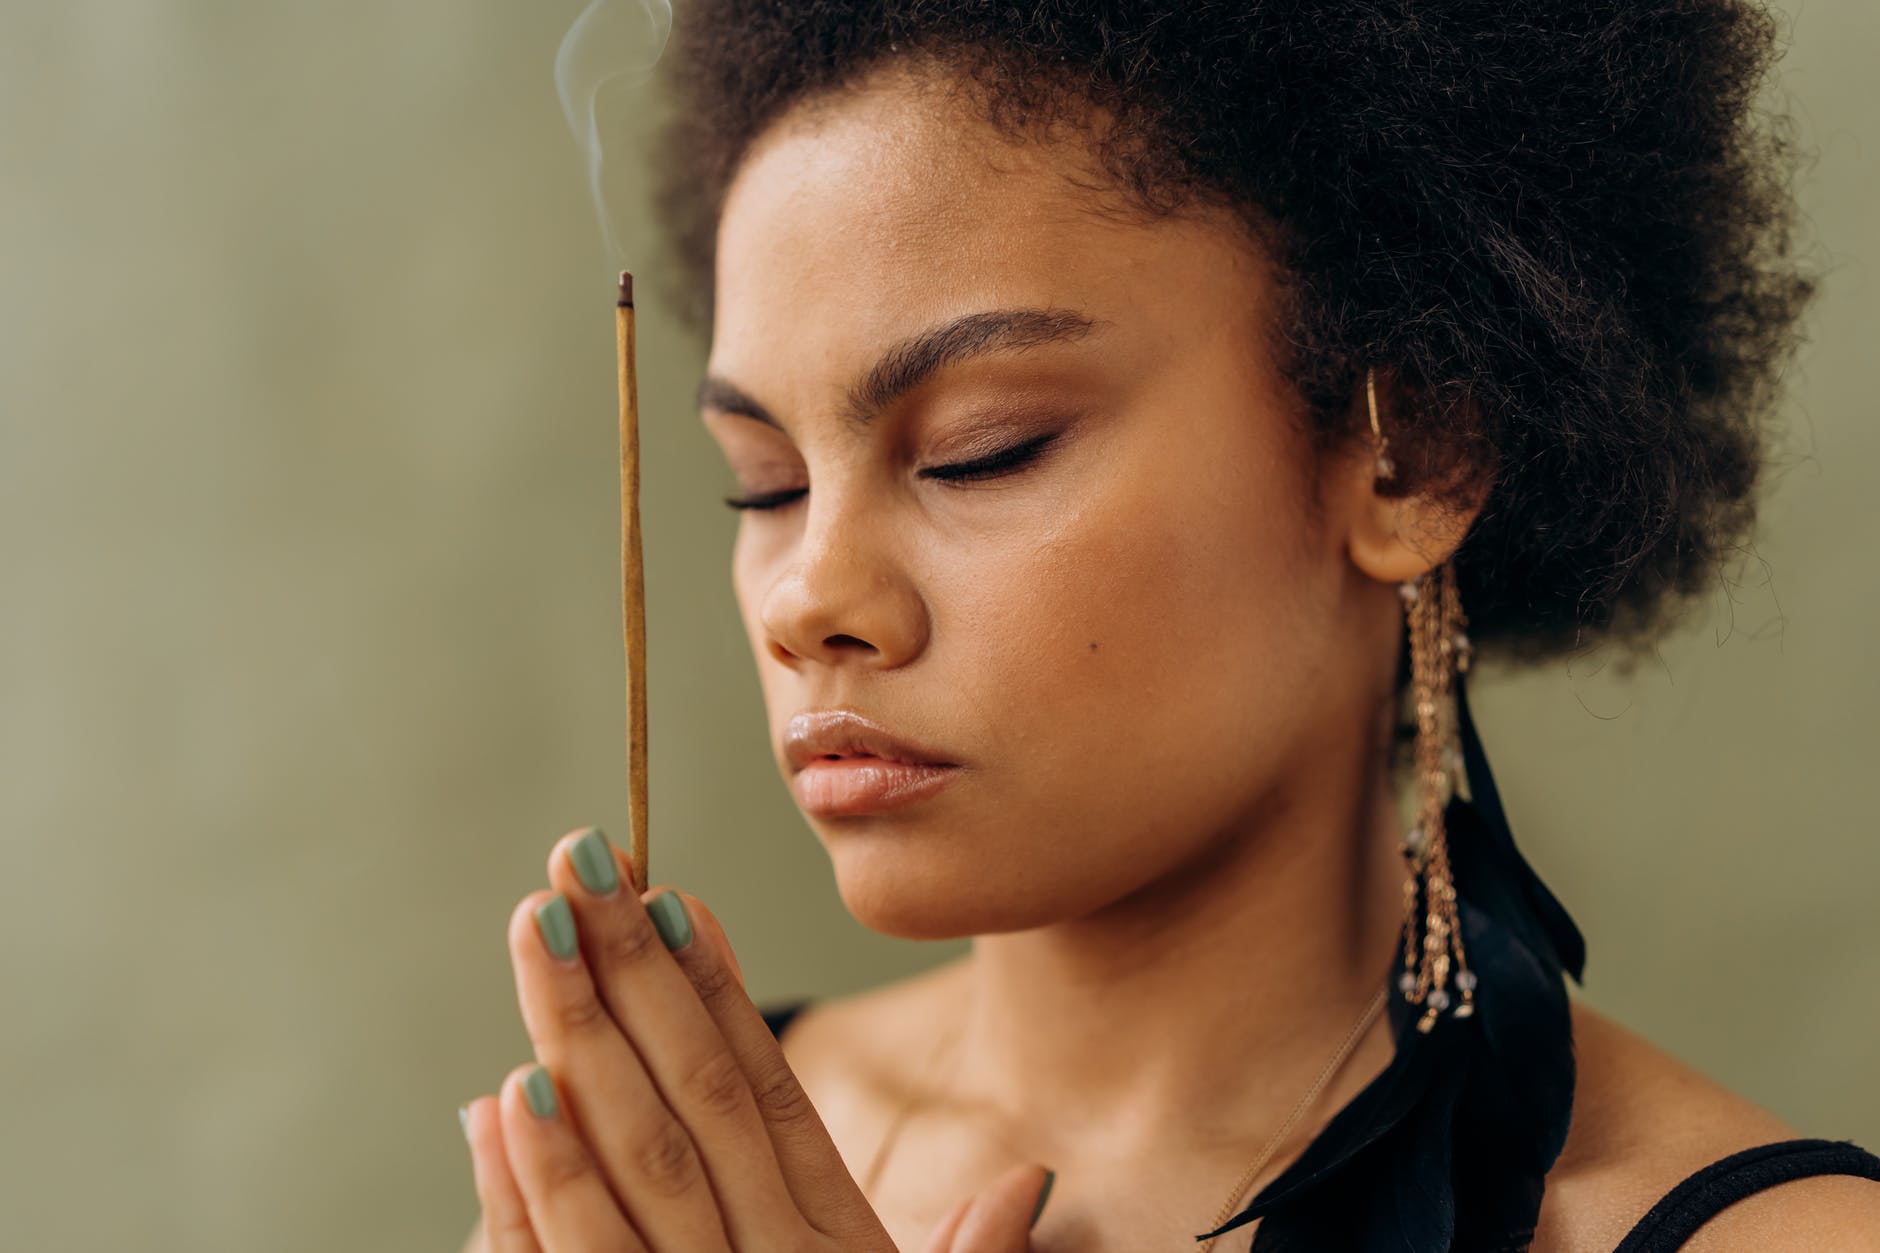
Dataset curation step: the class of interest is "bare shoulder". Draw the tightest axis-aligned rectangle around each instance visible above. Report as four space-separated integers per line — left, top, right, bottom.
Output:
772 957 970 1173
1532 997 1880 1252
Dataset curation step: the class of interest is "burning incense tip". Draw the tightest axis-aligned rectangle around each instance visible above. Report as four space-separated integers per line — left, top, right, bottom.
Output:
617 270 634 308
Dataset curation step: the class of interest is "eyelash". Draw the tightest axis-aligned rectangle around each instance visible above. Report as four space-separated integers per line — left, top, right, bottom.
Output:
722 432 1061 512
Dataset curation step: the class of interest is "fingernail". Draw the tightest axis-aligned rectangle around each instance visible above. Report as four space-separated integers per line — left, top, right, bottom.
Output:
457 1104 470 1139
568 827 619 895
1030 1169 1056 1229
534 894 579 960
646 890 693 951
522 1065 558 1118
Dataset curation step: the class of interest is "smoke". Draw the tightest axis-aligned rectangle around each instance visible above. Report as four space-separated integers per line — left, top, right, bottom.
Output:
553 0 673 265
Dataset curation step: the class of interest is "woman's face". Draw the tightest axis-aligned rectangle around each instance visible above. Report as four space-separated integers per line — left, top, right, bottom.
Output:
702 63 1397 939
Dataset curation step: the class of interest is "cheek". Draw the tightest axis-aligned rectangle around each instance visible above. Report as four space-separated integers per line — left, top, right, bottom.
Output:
731 527 783 698
987 416 1319 703
950 419 1329 892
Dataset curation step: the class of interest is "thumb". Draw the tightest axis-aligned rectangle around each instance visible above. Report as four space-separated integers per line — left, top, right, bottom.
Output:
924 1164 1055 1253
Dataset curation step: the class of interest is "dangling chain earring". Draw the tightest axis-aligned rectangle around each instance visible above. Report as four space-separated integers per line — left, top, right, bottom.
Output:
1368 367 1477 1034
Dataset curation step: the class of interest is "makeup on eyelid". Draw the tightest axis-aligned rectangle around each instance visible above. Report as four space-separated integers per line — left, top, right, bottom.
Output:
714 405 1080 509
722 431 1061 510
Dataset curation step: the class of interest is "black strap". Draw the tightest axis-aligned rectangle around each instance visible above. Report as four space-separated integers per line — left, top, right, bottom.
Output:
1612 1137 1880 1251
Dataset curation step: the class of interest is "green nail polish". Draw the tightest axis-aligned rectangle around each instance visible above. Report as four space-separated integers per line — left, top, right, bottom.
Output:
457 1105 470 1138
534 894 579 960
522 1066 558 1118
647 890 693 951
1030 1169 1056 1229
569 827 619 895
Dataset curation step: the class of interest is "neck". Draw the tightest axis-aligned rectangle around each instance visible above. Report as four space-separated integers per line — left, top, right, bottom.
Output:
949 712 1409 1148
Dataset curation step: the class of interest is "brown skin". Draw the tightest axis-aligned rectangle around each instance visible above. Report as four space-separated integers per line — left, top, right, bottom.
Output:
461 57 1880 1253
704 59 1430 1251
703 58 1880 1251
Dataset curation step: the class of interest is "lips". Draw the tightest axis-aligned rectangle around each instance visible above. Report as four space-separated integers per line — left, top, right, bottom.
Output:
783 709 960 774
784 709 962 817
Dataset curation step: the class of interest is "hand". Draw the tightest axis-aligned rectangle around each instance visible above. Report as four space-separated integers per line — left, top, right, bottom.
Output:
458 826 1052 1253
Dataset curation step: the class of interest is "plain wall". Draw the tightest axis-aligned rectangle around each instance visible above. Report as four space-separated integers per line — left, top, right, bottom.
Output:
1 2 1874 1249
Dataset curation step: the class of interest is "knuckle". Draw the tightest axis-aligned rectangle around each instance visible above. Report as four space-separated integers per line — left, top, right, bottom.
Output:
601 915 667 970
748 1064 817 1129
550 989 614 1038
631 1117 702 1198
681 1049 751 1120
534 1141 595 1204
686 958 741 1008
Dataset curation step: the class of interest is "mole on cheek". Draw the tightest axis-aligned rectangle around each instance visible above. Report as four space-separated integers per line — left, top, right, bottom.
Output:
1089 642 1100 652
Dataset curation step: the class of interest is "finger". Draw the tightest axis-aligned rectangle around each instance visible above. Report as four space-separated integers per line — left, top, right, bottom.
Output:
463 1096 543 1253
661 891 883 1242
549 832 737 990
918 1195 975 1253
686 890 744 989
506 889 732 1253
942 1164 1054 1253
546 829 805 1245
499 1063 648 1253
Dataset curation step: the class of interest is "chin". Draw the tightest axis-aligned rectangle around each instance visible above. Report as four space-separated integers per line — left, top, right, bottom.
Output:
822 834 1071 940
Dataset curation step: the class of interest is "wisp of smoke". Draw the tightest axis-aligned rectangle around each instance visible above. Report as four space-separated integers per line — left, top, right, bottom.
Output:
554 0 673 263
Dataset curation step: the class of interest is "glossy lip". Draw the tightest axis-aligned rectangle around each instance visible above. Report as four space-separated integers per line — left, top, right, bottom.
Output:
785 710 964 818
783 708 962 775
791 757 963 817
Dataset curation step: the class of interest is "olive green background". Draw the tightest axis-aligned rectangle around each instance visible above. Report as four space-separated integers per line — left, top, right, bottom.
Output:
2 3 1874 1250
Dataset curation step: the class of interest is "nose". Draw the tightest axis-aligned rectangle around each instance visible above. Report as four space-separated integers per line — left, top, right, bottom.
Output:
756 496 929 671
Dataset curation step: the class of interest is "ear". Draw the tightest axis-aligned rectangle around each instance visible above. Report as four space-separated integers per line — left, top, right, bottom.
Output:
1335 372 1495 584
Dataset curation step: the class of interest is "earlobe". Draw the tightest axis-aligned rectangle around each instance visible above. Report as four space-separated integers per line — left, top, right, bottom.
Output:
1347 472 1489 586
1346 467 1486 582
1346 486 1436 585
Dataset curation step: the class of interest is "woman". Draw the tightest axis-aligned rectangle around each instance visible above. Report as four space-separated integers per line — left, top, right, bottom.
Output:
458 2 1880 1248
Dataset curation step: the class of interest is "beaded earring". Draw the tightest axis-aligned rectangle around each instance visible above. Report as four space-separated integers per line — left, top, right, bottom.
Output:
1368 367 1477 1033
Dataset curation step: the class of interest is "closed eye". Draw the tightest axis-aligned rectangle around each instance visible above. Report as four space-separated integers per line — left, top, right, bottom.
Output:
722 431 1061 511
918 430 1060 483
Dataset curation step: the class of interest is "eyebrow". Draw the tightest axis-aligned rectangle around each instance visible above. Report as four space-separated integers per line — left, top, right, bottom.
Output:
695 306 1105 433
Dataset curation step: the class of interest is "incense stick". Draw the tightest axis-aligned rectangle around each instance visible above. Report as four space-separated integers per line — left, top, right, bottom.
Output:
617 270 648 892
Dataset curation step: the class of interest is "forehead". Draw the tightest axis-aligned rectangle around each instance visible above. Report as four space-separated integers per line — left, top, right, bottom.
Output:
710 62 1268 371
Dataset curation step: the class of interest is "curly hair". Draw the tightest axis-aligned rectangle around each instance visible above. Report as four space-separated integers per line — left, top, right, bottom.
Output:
649 0 1815 671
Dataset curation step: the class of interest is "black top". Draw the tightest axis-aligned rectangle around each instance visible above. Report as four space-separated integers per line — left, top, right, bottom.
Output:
759 1001 1880 1251
755 676 1879 1248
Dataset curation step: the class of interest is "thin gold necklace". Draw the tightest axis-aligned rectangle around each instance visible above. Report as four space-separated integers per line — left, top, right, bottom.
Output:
859 980 1391 1251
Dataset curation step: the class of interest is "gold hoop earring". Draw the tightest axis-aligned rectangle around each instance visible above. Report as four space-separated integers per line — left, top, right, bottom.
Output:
1367 367 1395 481
1396 559 1477 1032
